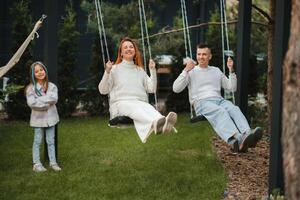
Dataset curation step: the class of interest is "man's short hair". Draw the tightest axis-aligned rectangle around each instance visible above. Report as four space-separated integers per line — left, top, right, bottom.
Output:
197 43 211 54
197 43 210 50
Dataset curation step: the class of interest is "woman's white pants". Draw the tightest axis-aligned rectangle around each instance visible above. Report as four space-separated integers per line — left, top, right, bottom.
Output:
114 100 163 143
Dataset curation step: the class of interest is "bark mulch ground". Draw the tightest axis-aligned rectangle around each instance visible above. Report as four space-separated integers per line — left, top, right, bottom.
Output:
213 134 270 200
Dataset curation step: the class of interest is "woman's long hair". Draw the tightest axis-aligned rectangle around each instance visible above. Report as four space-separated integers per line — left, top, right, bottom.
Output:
25 61 49 96
115 37 144 68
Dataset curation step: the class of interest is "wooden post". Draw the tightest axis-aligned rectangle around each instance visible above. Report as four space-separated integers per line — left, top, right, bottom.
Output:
235 0 252 117
268 0 291 195
43 0 59 162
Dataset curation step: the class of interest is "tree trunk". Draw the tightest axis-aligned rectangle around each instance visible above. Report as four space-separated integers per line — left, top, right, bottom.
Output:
282 0 300 199
267 0 275 135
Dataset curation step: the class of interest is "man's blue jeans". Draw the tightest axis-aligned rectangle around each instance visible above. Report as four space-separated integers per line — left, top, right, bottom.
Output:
195 97 250 143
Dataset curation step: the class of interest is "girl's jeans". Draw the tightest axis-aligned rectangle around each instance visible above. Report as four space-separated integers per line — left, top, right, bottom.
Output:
32 126 57 165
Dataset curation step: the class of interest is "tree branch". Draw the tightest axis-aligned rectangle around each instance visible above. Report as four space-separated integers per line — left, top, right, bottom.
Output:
252 4 273 24
138 20 269 40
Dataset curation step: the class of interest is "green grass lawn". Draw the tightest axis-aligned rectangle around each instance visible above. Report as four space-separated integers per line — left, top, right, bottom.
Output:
0 114 227 200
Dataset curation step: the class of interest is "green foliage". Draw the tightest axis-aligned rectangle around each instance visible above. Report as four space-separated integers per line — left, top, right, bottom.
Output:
251 1 269 56
256 70 267 93
79 39 109 116
205 10 236 72
152 14 185 56
79 35 110 116
248 93 267 128
57 2 80 117
166 88 189 113
5 0 33 120
80 88 109 116
165 55 190 113
0 114 227 200
80 0 190 61
205 2 269 96
81 0 155 58
163 12 197 113
269 189 286 200
0 84 24 104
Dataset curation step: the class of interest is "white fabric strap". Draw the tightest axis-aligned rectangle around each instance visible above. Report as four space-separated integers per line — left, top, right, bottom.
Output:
0 17 44 78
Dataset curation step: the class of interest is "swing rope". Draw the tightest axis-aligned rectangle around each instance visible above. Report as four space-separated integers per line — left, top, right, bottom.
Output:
180 0 188 59
95 0 110 68
138 0 158 110
180 0 193 59
181 0 193 59
138 0 147 71
180 0 195 118
220 0 235 103
140 0 152 60
97 0 110 62
180 0 235 120
141 0 152 59
220 0 226 75
222 0 230 52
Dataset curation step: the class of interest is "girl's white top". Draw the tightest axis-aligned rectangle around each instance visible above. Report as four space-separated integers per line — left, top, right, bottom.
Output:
173 65 237 105
98 60 157 118
26 82 59 127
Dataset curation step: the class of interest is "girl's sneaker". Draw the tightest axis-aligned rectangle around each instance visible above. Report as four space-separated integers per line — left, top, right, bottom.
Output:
33 163 47 172
50 163 61 171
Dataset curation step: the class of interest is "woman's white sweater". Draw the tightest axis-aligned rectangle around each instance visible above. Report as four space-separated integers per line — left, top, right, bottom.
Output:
98 60 157 116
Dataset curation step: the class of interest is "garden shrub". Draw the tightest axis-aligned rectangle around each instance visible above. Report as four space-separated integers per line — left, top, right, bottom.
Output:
57 2 80 117
79 35 110 116
5 0 33 120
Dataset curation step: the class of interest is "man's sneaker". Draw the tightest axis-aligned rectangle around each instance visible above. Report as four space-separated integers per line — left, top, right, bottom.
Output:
50 163 61 171
153 117 166 134
238 133 255 152
162 112 177 134
230 139 239 153
249 127 263 148
33 163 47 172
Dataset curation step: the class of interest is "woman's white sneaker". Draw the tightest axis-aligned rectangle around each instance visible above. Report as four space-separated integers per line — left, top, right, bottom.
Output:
153 117 166 134
162 112 177 134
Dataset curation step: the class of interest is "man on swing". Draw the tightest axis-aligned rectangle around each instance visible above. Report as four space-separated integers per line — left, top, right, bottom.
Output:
173 43 262 153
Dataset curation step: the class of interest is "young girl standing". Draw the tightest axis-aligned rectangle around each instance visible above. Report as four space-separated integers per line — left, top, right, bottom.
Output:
25 61 61 172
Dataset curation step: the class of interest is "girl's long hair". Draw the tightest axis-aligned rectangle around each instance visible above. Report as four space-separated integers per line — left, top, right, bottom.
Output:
25 61 49 96
115 37 144 68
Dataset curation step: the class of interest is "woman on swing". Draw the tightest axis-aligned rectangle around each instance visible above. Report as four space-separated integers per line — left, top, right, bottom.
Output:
99 37 177 143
